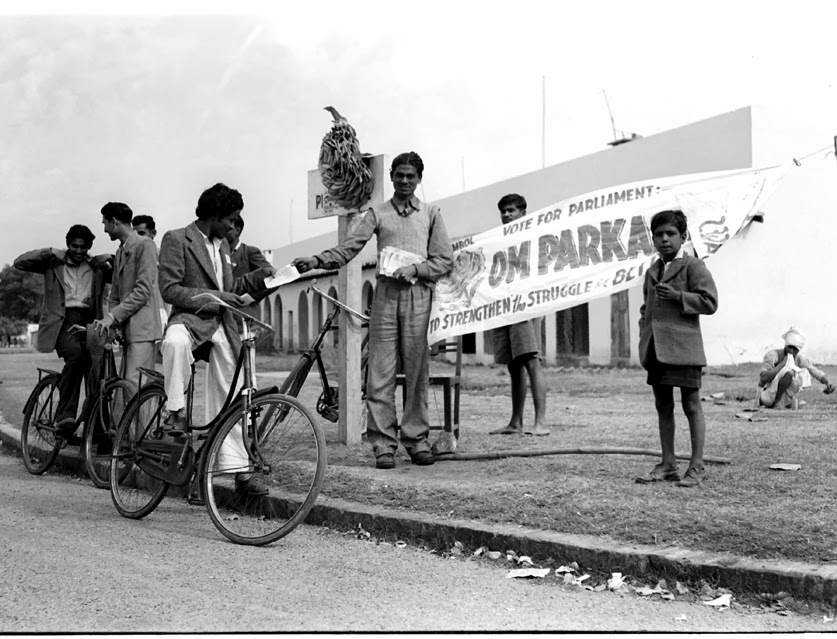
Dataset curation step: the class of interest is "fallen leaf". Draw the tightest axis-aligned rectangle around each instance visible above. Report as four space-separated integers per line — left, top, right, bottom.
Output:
562 573 575 584
777 610 791 616
704 594 733 608
711 392 725 399
473 546 487 557
661 592 675 601
395 540 407 549
635 585 663 596
507 568 550 579
486 551 502 560
517 556 534 566
675 581 690 595
569 561 580 572
555 565 576 574
571 574 590 586
454 541 464 549
607 573 625 590
770 463 802 471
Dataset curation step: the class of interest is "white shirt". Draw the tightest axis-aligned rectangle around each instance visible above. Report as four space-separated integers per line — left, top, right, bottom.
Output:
662 247 686 274
196 226 224 288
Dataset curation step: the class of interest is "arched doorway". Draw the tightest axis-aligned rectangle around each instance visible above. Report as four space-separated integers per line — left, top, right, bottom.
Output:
298 290 309 351
273 294 283 351
262 297 271 326
362 280 374 314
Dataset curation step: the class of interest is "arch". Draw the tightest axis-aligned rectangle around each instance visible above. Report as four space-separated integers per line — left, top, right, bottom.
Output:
273 294 283 351
328 285 339 347
298 290 310 351
362 279 374 314
262 297 270 325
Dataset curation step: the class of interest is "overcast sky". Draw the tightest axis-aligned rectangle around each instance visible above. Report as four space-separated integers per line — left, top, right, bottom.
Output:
1 0 834 267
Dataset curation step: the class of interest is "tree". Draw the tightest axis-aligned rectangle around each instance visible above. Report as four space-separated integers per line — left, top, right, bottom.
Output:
0 264 44 322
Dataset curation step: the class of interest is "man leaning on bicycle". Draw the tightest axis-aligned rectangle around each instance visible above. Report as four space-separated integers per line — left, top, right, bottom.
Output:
14 225 113 440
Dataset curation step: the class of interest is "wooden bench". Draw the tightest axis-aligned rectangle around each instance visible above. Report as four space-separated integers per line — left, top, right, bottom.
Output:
395 337 462 439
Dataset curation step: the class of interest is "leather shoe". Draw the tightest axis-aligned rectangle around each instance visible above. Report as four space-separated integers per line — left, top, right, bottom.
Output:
410 450 435 466
375 453 395 470
235 473 269 497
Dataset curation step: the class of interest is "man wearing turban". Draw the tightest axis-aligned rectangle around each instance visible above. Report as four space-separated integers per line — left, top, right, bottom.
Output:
758 328 835 408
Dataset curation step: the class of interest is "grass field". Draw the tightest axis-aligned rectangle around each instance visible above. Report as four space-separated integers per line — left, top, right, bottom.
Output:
2 347 836 565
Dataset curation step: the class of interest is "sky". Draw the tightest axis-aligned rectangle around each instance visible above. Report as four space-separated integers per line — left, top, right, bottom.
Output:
1 0 835 268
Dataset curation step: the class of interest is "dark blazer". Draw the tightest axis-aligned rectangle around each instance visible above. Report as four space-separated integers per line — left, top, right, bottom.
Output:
638 253 718 368
230 241 273 308
14 248 112 353
108 231 163 344
158 222 268 349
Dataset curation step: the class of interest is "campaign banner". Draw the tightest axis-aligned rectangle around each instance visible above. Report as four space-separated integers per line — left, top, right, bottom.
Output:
428 165 789 343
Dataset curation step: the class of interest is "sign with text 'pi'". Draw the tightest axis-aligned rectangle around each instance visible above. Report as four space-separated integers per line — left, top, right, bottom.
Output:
307 154 390 219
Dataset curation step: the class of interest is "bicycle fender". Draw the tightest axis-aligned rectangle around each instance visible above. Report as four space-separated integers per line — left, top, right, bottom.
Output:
136 440 196 487
22 374 60 415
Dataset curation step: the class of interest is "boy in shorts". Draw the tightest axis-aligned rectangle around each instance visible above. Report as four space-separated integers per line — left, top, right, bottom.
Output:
635 210 718 487
489 194 549 436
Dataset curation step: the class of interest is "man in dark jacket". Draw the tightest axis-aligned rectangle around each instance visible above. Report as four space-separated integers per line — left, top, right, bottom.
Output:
14 225 112 437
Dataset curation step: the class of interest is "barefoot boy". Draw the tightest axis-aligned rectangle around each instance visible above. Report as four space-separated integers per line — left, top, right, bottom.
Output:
636 210 718 487
489 194 549 436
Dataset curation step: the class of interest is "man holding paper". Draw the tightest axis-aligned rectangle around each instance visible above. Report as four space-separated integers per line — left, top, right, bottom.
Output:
158 183 272 494
293 152 453 469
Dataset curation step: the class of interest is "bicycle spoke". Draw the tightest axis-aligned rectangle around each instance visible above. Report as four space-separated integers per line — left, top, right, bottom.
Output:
203 394 326 546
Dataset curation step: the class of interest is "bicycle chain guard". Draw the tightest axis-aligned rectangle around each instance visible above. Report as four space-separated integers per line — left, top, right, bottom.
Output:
317 387 339 422
135 440 195 486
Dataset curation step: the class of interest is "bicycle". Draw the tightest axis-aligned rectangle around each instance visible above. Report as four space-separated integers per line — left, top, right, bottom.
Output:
20 326 136 485
278 284 370 430
109 293 326 546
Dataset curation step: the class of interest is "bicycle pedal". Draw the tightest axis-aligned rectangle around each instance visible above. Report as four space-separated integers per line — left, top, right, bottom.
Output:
186 493 205 506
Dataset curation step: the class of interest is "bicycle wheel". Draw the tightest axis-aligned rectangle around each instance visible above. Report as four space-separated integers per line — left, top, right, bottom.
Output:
83 379 135 489
21 376 62 474
202 393 326 546
110 384 169 519
277 356 312 398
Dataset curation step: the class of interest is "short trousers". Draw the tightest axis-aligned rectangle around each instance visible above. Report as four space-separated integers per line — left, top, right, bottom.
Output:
645 339 702 388
493 317 542 365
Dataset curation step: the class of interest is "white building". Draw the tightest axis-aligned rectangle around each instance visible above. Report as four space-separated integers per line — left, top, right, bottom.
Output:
257 106 837 367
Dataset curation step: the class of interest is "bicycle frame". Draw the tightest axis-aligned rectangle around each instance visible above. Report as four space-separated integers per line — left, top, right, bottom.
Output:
128 297 278 486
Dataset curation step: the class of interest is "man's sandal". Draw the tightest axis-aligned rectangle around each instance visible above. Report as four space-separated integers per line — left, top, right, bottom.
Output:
635 463 681 484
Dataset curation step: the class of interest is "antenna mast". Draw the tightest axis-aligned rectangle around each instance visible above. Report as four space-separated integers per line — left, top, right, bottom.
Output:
602 88 618 143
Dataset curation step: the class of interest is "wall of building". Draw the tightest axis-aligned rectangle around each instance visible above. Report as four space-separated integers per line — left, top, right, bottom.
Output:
264 107 759 366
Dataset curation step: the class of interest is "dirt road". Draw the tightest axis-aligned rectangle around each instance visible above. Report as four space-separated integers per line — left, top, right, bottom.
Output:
0 450 825 633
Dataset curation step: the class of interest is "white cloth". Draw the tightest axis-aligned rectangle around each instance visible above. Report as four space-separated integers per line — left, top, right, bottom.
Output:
782 328 806 350
161 324 247 471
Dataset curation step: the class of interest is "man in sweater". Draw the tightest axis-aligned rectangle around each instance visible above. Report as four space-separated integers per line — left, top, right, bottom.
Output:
293 152 453 469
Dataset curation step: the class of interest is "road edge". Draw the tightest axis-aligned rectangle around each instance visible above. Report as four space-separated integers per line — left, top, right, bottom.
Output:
2 416 835 606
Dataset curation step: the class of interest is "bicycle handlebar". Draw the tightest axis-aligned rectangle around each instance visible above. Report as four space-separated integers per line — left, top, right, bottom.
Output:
192 293 275 333
309 284 370 323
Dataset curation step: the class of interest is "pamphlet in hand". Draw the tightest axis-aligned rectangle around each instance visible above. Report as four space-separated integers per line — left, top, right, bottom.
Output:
379 246 422 283
264 264 301 289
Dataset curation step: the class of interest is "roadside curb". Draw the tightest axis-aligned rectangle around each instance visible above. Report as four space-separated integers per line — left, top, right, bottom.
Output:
2 418 836 606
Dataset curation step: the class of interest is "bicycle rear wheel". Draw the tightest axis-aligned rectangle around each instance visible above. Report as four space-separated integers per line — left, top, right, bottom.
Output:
110 384 169 519
83 379 135 489
202 393 326 546
21 376 61 474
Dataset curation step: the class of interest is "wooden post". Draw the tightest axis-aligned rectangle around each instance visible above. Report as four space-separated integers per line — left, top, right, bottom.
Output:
337 213 363 445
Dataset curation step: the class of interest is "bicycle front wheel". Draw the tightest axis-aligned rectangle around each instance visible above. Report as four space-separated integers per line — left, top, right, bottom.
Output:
110 384 169 519
202 393 326 546
21 376 62 474
83 379 135 489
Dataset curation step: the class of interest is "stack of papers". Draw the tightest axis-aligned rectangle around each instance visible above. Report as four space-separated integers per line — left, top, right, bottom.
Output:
379 246 423 283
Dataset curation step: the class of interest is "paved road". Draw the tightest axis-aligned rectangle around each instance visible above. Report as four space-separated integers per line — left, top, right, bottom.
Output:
0 449 826 633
